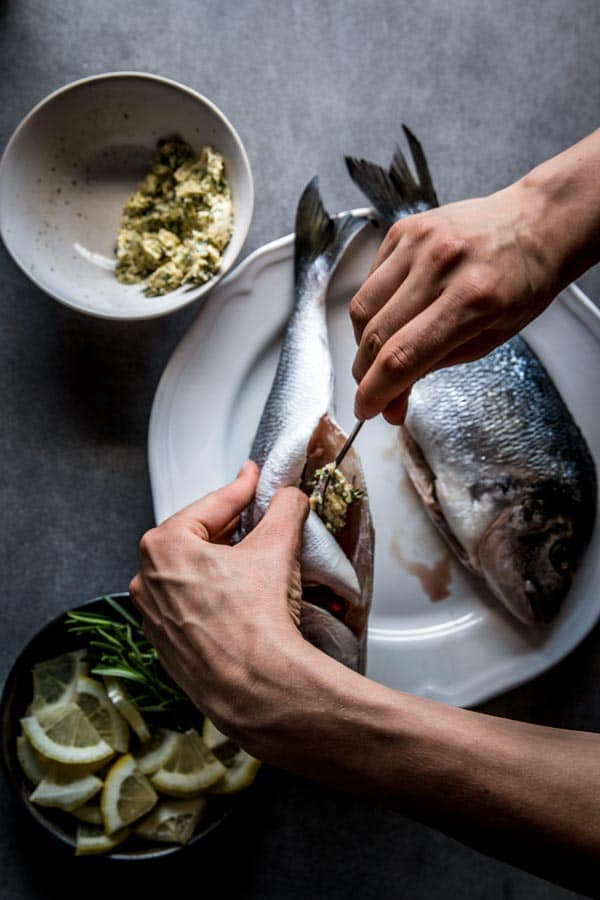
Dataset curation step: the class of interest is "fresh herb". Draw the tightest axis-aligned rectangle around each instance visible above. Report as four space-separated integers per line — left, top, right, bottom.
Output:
65 597 192 719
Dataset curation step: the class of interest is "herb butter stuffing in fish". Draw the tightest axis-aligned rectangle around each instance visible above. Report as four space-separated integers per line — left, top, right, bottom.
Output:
115 137 233 296
309 464 363 533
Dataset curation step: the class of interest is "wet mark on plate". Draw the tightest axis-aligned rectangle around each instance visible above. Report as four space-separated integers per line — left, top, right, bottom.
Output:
390 532 452 602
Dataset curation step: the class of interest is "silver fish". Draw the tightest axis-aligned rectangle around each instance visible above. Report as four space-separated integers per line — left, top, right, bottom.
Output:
347 129 597 624
246 179 374 670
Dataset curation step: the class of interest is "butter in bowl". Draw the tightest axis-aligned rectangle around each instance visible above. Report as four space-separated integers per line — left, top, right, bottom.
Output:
0 72 254 320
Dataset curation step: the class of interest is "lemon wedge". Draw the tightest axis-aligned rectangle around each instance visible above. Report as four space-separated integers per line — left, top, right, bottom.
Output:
75 676 129 753
21 704 114 766
208 750 261 795
151 729 226 797
201 717 229 751
103 676 151 742
16 734 48 785
30 770 103 811
71 801 103 824
136 797 207 844
17 732 102 781
101 754 158 834
75 823 130 856
32 650 88 712
134 729 179 775
201 717 238 764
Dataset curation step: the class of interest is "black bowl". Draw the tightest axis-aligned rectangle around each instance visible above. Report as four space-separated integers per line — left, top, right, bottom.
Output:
0 592 233 859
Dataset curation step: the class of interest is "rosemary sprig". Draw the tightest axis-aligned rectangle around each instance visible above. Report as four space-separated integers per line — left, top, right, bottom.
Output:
65 596 191 718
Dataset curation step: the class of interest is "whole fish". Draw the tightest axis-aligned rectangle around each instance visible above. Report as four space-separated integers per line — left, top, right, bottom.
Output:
346 130 597 624
246 180 374 671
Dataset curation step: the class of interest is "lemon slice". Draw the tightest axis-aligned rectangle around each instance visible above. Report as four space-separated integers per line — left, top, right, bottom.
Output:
134 729 179 775
75 824 130 856
202 717 229 751
101 754 158 834
17 733 101 781
30 770 103 811
103 677 151 742
151 729 226 797
202 717 238 764
21 704 114 766
135 797 207 844
16 734 48 785
75 676 129 753
32 650 88 712
208 750 261 795
72 801 103 825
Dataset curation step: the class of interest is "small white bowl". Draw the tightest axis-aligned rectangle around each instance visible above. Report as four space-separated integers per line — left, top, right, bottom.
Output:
0 73 254 320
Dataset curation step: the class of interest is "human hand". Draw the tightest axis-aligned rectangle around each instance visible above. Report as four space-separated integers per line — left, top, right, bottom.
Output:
129 461 311 753
351 181 557 424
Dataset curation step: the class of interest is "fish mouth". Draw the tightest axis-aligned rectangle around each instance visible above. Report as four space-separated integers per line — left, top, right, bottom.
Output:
478 492 585 625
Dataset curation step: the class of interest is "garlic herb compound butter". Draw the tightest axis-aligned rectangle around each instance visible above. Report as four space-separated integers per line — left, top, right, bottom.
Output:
309 464 363 533
115 137 233 296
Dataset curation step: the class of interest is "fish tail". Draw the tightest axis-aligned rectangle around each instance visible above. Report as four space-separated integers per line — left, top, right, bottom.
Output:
294 177 369 281
345 125 439 225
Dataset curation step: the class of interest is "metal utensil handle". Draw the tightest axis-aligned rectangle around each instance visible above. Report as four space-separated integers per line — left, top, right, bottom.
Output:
335 419 364 467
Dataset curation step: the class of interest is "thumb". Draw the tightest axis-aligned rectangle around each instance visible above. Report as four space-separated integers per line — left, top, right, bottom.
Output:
243 487 309 568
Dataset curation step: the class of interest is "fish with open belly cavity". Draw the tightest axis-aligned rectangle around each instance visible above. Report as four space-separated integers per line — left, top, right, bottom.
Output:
346 129 597 624
245 179 374 671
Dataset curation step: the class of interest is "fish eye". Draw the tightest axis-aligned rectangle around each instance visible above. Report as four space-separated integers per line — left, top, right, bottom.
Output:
302 587 348 622
549 539 574 574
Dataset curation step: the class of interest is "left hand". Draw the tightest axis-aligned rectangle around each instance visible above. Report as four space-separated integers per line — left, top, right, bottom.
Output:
128 461 312 752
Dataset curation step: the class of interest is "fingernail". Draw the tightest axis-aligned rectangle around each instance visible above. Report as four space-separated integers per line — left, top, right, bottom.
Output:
237 460 251 476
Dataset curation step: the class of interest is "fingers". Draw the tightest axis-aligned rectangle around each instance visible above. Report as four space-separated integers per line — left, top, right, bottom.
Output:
243 487 309 568
349 248 411 344
128 574 143 610
168 460 259 541
354 289 487 419
381 390 411 426
431 330 508 370
212 514 241 545
352 269 441 382
365 219 404 277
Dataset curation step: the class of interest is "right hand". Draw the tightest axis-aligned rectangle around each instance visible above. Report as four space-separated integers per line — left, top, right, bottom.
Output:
351 181 556 424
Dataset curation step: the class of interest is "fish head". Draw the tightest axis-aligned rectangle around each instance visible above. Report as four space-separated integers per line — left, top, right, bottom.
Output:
478 484 589 624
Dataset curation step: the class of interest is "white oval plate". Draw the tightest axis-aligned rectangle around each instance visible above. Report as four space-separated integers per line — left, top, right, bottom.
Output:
148 220 600 707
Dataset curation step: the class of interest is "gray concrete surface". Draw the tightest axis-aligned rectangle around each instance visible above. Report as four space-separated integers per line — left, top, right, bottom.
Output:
1 1 598 897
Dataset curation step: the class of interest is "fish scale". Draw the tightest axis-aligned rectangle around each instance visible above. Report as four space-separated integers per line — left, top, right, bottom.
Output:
242 178 375 672
409 337 590 482
347 128 596 625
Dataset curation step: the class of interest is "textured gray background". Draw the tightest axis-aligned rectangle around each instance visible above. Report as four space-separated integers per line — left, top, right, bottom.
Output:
1 0 599 897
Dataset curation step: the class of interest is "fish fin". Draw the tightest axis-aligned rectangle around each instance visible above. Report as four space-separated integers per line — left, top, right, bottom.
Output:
401 125 439 207
294 177 369 281
345 126 438 225
344 157 402 227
